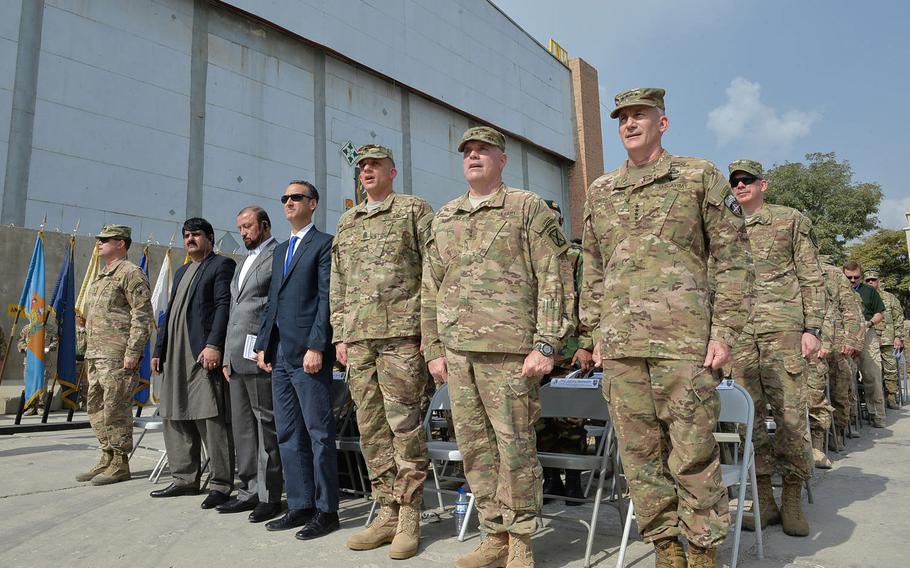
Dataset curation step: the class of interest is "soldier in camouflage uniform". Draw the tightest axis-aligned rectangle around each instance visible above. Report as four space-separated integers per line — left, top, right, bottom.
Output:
843 260 887 427
727 159 825 537
18 315 58 415
537 200 593 506
814 256 863 456
581 88 752 568
422 126 573 568
331 144 433 560
76 224 153 485
865 270 905 408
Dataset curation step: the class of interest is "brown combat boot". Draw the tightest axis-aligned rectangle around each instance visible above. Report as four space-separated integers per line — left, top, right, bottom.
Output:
653 537 687 568
506 533 534 568
454 532 509 568
811 431 832 469
389 502 420 559
347 503 398 550
741 474 780 531
686 543 717 568
92 453 131 485
76 450 113 482
781 475 809 536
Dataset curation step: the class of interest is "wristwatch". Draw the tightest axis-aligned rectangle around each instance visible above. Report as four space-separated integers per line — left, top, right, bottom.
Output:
534 342 555 357
803 328 821 339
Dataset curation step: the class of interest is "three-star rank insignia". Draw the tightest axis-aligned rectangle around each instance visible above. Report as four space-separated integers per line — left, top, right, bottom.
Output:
724 193 743 217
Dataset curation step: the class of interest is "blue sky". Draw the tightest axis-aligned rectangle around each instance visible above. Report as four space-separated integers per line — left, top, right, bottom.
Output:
493 0 909 230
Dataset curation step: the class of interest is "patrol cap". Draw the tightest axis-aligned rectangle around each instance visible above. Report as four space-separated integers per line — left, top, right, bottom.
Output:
864 269 880 281
355 144 394 166
458 126 506 152
729 159 764 178
96 224 132 240
610 87 666 119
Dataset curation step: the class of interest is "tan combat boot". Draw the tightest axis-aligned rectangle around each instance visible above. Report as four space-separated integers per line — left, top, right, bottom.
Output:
347 503 399 550
506 533 534 568
454 532 509 568
811 431 832 469
92 453 131 485
686 544 717 568
76 450 113 482
780 475 809 536
653 537 687 568
741 474 780 531
389 502 420 559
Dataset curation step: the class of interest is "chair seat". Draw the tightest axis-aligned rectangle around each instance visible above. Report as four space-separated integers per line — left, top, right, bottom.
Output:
538 451 605 472
427 440 463 461
133 417 165 431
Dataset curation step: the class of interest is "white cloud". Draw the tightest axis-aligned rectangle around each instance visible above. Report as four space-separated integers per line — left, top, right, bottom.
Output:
707 77 819 148
879 196 910 230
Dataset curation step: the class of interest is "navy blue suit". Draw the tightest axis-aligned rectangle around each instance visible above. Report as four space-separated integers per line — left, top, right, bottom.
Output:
256 228 338 513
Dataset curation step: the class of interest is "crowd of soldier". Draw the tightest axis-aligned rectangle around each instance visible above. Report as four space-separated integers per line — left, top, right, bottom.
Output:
22 85 902 568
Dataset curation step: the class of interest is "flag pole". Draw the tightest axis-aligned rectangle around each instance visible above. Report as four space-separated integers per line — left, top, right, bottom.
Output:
41 223 77 422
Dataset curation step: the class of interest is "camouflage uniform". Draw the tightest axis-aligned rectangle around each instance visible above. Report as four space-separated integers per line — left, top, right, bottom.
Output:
537 242 591 456
581 147 751 547
331 182 434 508
84 251 153 456
18 318 59 411
731 199 825 481
422 182 572 535
871 284 905 404
817 259 864 433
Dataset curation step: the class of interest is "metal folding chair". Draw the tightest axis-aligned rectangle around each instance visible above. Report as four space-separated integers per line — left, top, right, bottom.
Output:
616 381 764 568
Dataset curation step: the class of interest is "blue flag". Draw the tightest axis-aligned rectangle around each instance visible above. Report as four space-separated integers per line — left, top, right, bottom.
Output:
17 234 47 409
50 238 78 410
134 248 151 406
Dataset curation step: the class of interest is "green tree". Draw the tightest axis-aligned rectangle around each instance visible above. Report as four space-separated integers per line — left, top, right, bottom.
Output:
848 229 910 318
765 152 883 262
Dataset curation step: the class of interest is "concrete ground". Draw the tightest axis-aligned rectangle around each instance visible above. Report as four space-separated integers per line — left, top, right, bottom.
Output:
0 407 907 568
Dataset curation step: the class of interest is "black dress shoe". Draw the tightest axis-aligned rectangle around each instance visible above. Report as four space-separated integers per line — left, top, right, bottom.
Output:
265 508 315 531
216 497 259 514
201 491 231 510
294 511 340 540
149 483 200 498
249 502 283 523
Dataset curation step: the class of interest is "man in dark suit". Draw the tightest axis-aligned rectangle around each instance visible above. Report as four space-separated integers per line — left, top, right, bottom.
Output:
218 207 284 523
150 217 236 509
255 180 339 540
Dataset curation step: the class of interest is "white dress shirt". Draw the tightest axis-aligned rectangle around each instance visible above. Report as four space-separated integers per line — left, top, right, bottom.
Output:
237 236 275 288
287 223 314 257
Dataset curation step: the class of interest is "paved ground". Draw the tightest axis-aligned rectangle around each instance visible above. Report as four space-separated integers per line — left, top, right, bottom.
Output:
0 406 907 568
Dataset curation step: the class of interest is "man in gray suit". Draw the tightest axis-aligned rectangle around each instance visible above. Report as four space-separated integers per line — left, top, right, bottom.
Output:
218 207 284 522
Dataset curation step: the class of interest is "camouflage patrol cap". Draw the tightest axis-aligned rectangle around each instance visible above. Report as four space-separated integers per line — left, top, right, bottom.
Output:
610 87 666 119
356 144 395 166
96 224 132 240
864 269 881 281
458 126 506 152
728 159 764 178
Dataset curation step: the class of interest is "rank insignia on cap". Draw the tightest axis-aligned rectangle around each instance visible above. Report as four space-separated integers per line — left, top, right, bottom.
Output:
724 194 743 217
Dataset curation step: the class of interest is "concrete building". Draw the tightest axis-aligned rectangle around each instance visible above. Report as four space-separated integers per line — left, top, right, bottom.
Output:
0 0 602 400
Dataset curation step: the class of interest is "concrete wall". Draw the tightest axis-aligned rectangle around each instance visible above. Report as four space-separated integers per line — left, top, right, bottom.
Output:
224 0 575 160
0 0 572 246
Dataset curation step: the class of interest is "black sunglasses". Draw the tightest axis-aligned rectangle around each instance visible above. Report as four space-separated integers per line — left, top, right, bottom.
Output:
730 175 759 187
281 193 314 204
97 237 117 243
846 275 861 281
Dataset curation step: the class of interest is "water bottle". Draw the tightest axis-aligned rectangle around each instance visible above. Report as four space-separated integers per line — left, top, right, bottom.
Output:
454 486 469 533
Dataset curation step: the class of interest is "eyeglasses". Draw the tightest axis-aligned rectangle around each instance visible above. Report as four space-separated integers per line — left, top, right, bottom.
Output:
730 175 759 187
97 237 113 243
846 275 861 281
281 193 314 204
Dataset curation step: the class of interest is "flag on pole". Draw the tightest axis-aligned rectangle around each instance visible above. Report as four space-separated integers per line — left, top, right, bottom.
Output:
134 247 152 406
50 237 79 410
76 243 99 318
149 249 172 403
17 233 47 409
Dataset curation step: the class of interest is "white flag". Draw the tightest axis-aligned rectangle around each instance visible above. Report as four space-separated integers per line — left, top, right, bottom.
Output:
151 249 172 331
